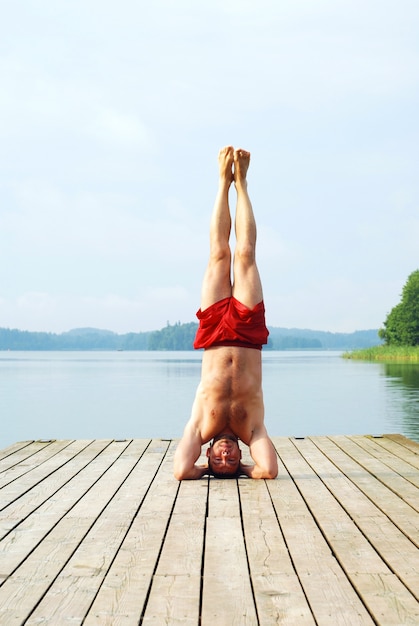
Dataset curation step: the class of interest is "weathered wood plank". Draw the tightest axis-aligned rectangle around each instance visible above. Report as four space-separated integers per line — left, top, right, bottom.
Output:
270 437 376 625
331 435 419 512
0 439 79 490
239 478 315 625
386 434 419 456
351 573 419 625
83 441 179 625
0 439 114 539
295 437 419 606
348 435 419 491
310 436 419 548
25 440 168 624
141 478 208 625
0 440 138 623
201 479 258 625
0 435 418 625
368 435 419 471
0 440 36 465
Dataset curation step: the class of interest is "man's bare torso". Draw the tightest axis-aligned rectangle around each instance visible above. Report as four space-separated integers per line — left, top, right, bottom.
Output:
192 345 264 445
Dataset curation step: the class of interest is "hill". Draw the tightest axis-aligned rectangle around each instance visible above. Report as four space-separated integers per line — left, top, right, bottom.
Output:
0 324 381 351
267 327 381 350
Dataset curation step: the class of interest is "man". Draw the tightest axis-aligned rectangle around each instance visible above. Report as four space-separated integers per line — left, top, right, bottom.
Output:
173 146 278 480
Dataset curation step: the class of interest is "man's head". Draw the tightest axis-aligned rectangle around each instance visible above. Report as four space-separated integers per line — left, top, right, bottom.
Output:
206 434 242 478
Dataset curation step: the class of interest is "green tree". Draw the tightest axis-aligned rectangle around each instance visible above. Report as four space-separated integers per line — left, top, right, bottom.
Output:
379 270 419 345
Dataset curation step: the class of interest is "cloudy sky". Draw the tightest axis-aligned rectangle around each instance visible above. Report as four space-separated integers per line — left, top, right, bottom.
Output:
1 0 418 334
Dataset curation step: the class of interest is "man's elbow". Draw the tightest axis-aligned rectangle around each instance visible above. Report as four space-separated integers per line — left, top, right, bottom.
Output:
263 458 278 479
247 464 278 479
173 464 187 481
173 463 199 481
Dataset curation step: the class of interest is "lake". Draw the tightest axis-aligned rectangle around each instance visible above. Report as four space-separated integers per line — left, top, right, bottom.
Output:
1 351 419 449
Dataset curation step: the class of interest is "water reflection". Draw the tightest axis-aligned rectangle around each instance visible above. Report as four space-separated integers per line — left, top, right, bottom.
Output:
382 363 419 443
2 351 419 447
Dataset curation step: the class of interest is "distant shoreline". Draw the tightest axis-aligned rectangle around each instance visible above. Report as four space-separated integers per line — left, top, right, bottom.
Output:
0 325 381 352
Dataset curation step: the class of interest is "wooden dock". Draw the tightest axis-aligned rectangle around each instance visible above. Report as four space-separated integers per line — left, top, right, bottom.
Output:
0 434 419 625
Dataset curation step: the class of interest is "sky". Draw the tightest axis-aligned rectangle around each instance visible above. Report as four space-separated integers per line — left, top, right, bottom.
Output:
1 0 418 334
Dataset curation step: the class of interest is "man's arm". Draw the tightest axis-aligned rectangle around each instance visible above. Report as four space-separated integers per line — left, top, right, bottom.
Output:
240 425 278 479
173 421 208 480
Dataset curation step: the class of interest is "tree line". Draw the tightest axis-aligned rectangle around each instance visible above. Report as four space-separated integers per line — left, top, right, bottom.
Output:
0 323 380 351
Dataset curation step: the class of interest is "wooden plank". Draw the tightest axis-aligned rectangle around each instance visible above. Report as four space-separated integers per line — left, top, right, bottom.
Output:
141 478 208 625
295 437 419 607
348 435 419 490
0 440 35 464
0 440 76 489
1 436 419 625
83 441 179 625
332 435 419 511
0 440 137 623
239 478 315 625
270 438 375 625
351 573 419 625
201 479 258 625
309 436 419 547
369 435 419 471
0 439 114 539
386 434 419 456
25 440 169 624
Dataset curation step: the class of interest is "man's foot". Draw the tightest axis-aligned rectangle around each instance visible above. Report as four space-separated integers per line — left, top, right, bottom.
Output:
218 146 234 186
233 148 250 184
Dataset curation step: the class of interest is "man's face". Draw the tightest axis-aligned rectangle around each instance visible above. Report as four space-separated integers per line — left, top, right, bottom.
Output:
206 437 242 476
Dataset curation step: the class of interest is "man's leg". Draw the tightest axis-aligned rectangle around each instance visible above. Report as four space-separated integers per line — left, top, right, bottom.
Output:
232 149 263 308
199 146 234 311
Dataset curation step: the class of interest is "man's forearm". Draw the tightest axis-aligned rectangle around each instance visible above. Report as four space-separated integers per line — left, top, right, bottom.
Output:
175 464 208 480
240 463 276 479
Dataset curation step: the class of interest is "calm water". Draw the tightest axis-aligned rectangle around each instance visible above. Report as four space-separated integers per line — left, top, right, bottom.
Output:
1 351 419 449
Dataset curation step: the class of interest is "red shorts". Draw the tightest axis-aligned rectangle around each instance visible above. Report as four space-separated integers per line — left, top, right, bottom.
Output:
193 296 269 351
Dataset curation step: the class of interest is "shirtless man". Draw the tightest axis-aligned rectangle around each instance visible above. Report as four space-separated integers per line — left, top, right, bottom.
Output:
173 147 278 480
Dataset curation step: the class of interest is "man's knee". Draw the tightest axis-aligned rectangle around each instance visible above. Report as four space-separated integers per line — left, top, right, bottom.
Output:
234 244 256 269
204 245 232 295
210 243 231 266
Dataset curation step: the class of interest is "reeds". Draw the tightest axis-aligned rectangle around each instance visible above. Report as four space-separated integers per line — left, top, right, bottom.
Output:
343 345 419 362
